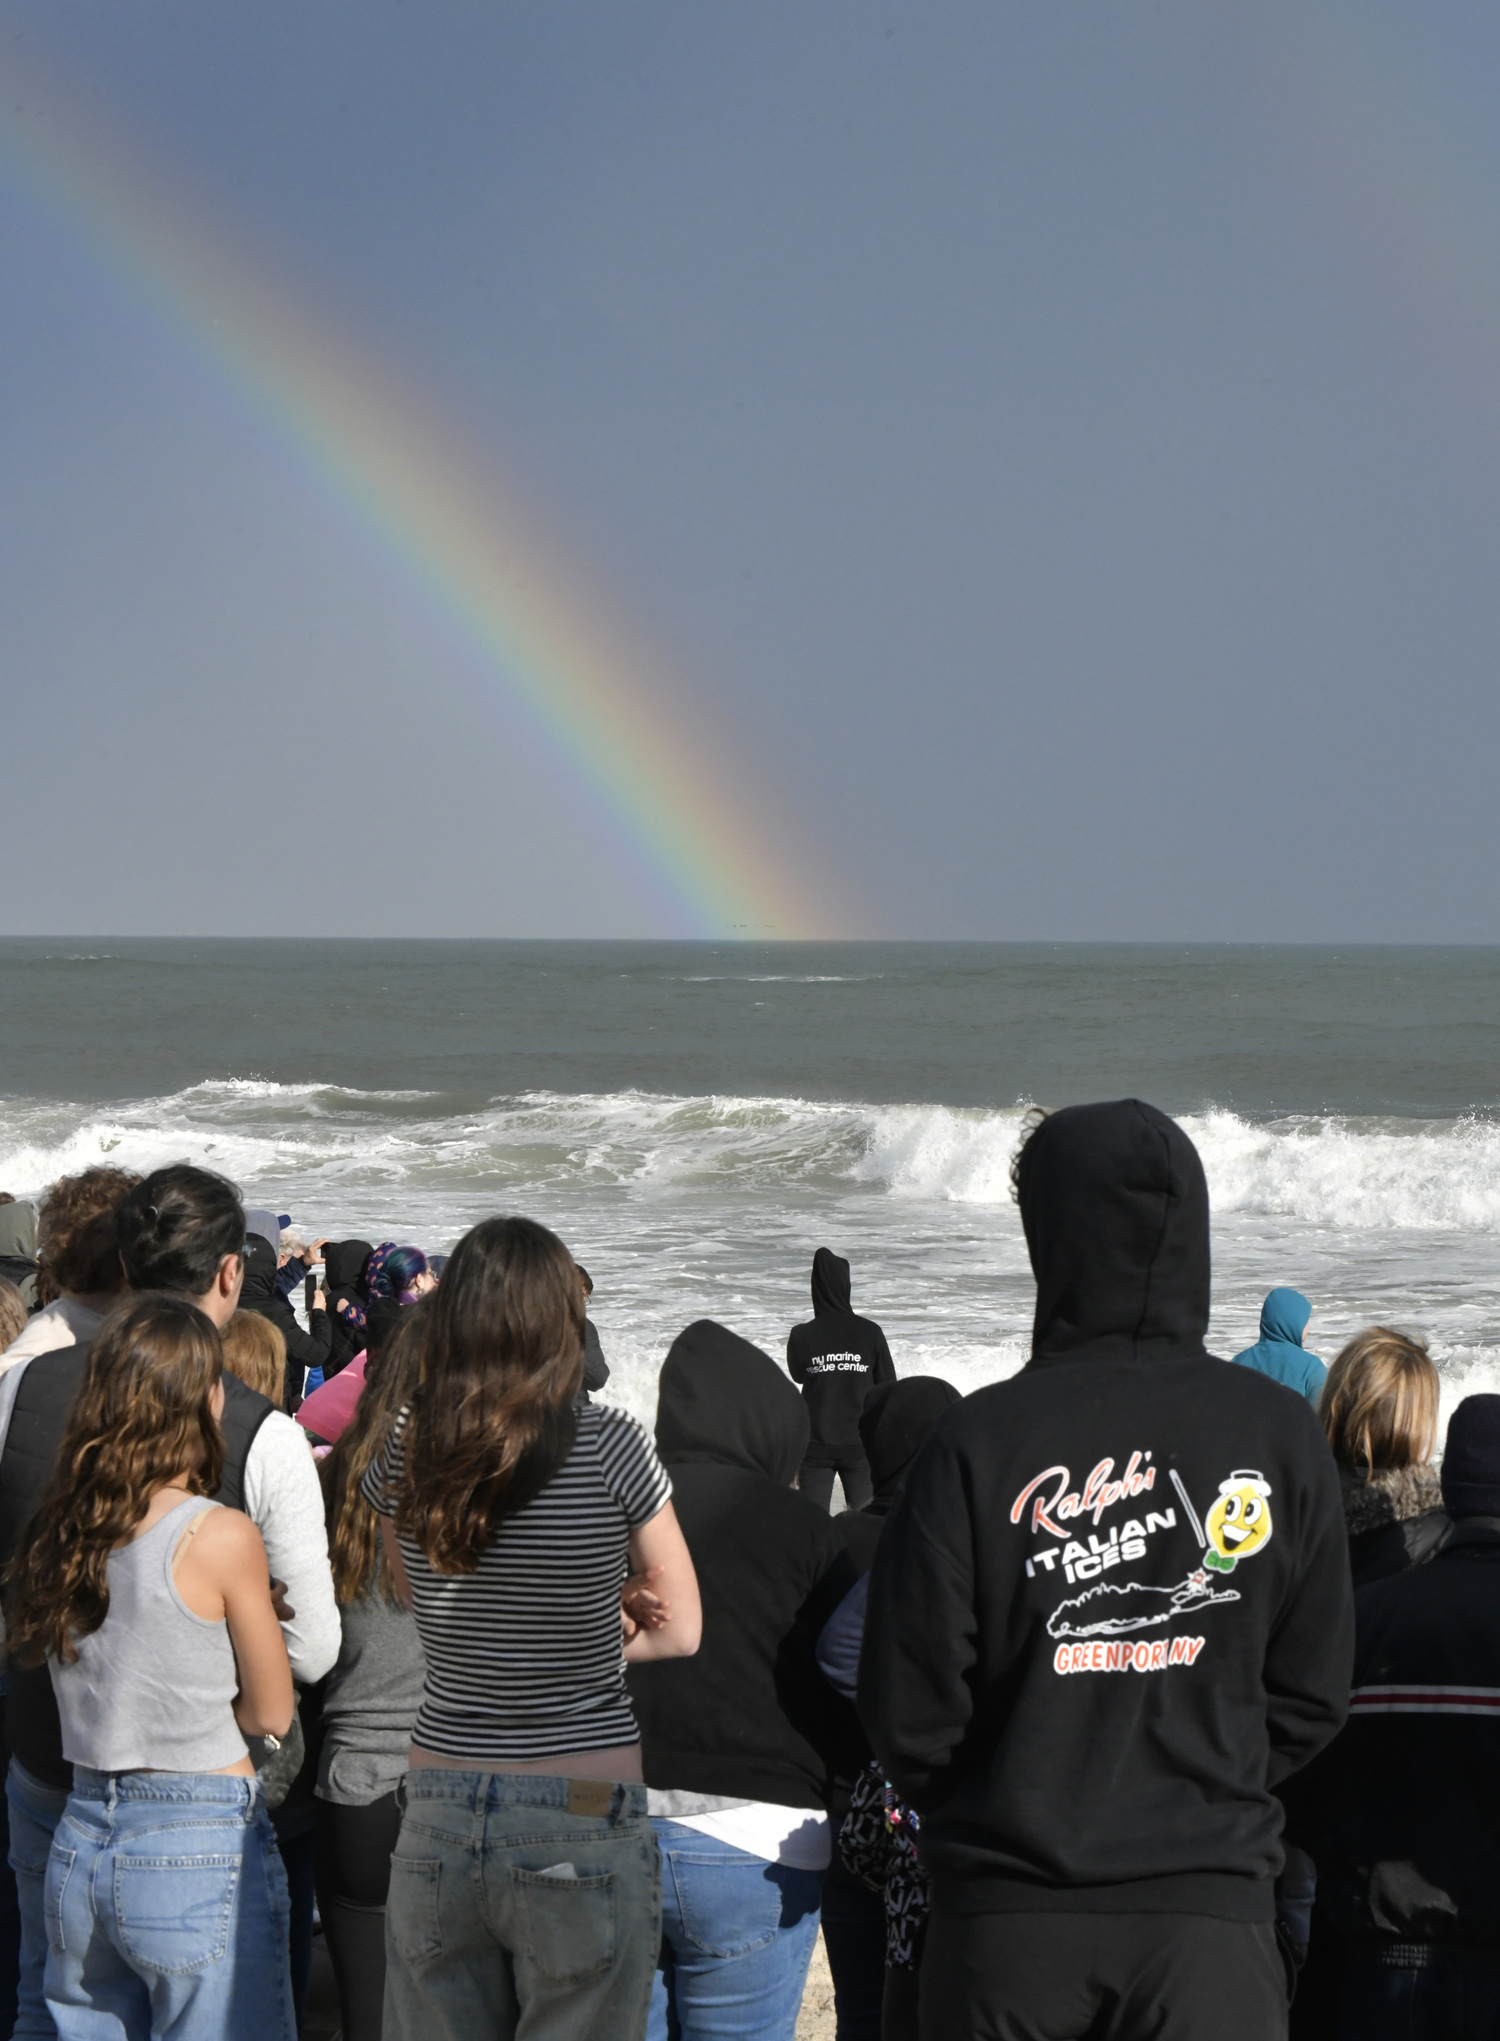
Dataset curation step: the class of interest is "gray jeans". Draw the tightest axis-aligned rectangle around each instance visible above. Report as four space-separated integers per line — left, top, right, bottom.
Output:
383 1770 659 2041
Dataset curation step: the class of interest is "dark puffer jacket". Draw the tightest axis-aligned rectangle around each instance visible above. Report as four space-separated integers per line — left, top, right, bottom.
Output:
1340 1464 1450 1589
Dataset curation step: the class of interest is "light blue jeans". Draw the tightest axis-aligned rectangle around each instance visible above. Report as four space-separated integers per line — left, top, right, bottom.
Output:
384 1769 660 2041
648 1820 823 2041
43 1767 294 2041
6 1758 70 2040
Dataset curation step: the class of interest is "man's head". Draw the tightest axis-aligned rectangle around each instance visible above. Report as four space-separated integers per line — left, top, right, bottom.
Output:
1013 1099 1211 1364
1441 1395 1500 1521
116 1166 246 1329
36 1166 142 1306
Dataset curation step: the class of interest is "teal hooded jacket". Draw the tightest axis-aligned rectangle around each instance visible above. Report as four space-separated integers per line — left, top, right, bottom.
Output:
1230 1288 1326 1406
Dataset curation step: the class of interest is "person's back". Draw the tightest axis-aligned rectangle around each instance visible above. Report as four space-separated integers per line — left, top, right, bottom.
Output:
1289 1394 1500 2037
0 1164 340 2040
1322 1326 1450 1590
861 1099 1354 2041
786 1248 896 1512
1231 1287 1327 1406
628 1319 861 2041
360 1215 701 2041
5 1295 296 2041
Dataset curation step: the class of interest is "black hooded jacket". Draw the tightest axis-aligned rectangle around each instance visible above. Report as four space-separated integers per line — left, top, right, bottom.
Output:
859 1099 1353 1922
322 1238 374 1378
838 1377 962 1575
1285 1521 1500 1948
240 1234 331 1398
627 1320 862 1809
786 1249 896 1466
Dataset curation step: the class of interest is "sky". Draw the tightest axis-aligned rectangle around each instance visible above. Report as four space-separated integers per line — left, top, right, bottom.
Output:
4 1 1500 940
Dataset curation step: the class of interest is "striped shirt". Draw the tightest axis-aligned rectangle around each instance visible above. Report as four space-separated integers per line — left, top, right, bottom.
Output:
362 1401 672 1763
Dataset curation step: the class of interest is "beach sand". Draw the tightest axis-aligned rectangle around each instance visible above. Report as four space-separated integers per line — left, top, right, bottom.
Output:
796 1930 838 2038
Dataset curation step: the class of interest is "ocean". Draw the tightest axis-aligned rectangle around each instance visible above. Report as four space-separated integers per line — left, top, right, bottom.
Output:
4 938 1500 1439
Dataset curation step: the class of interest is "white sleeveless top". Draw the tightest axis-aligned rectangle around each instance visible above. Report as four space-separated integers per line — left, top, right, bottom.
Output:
49 1495 247 1774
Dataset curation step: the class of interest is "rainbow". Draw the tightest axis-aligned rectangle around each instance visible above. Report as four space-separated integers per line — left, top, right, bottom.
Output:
0 55 834 938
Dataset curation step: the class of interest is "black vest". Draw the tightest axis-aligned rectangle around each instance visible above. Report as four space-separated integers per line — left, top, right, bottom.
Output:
0 1356 275 1788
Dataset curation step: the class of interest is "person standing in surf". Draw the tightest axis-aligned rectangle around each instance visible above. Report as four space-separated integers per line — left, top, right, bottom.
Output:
787 1250 896 1512
859 1100 1353 2041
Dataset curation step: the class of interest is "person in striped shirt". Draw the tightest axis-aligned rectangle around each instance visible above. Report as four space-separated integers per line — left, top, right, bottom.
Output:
363 1215 701 2041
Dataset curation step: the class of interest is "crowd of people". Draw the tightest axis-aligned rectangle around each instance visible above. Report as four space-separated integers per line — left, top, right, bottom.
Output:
0 1095 1490 2041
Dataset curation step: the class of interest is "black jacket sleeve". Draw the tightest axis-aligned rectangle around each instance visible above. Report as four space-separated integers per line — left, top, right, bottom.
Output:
582 1320 610 1393
1264 1433 1355 1786
871 1327 897 1389
268 1293 334 1371
856 1423 978 1809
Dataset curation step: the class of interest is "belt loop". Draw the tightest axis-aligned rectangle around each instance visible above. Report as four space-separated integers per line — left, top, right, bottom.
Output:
395 1776 408 1815
104 1775 118 1819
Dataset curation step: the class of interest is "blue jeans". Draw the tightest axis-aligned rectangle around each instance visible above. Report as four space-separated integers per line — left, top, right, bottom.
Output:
6 1760 69 2040
648 1821 823 2041
43 1768 294 2041
383 1769 660 2041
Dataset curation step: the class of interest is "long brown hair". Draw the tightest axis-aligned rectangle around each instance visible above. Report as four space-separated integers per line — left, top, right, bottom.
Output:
320 1305 427 1603
1321 1327 1440 1477
394 1217 583 1574
6 1293 225 1667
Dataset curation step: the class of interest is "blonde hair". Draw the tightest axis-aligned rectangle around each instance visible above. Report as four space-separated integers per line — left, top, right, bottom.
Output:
220 1310 286 1409
0 1278 26 1355
1321 1327 1439 1476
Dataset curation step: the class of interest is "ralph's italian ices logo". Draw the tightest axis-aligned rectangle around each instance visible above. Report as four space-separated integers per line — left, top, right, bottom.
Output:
1009 1453 1276 1676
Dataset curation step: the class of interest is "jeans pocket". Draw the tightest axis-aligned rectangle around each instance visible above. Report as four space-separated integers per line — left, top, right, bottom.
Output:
511 1867 617 1982
668 1850 784 1959
387 1856 443 1966
43 1845 76 1954
114 1854 241 1976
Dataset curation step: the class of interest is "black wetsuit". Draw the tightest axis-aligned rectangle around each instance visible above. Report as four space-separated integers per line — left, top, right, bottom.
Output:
786 1248 895 1512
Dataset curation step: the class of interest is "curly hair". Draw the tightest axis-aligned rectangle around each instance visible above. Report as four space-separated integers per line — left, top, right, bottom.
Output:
35 1166 142 1305
5 1293 224 1667
0 1278 27 1354
393 1217 584 1574
320 1305 427 1604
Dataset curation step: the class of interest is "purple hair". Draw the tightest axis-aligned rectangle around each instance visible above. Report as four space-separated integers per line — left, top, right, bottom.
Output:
363 1242 429 1306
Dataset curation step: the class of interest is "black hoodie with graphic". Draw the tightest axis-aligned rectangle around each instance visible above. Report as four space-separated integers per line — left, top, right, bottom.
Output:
859 1099 1352 1922
627 1319 862 1809
786 1249 897 1467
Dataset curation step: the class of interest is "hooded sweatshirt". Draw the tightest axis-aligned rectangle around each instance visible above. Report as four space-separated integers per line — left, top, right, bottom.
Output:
859 1098 1353 1922
786 1249 896 1466
838 1377 963 1576
323 1238 375 1377
0 1203 38 1311
627 1320 862 1810
1230 1288 1327 1407
240 1232 332 1393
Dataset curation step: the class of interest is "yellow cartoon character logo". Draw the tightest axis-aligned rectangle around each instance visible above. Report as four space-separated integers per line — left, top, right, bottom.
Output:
1203 1471 1273 1574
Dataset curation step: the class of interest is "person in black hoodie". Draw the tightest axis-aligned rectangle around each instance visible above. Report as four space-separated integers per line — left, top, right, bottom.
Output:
322 1238 375 1378
788 1249 896 1512
628 1319 862 2041
240 1225 332 1411
822 1377 960 2041
860 1099 1354 2041
1287 1392 1500 2038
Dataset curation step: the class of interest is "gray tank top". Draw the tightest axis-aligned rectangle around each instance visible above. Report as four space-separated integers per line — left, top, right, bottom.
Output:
50 1494 247 1774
